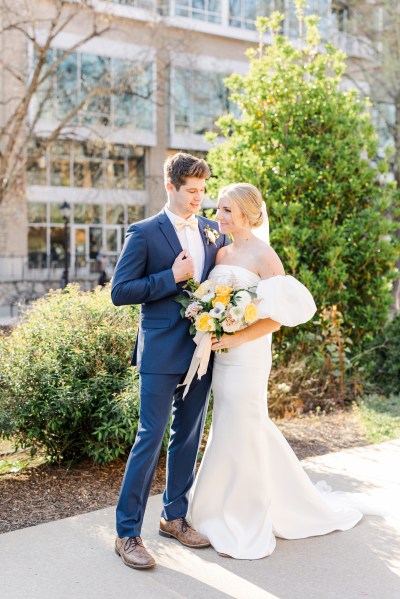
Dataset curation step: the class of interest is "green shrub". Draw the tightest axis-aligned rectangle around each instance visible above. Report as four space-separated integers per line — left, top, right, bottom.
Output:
364 314 400 395
206 12 399 355
0 284 140 464
204 11 399 411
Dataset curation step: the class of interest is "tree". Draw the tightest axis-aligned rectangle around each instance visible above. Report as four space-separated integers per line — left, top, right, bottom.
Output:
345 1 400 183
344 0 400 309
0 1 110 208
0 0 182 259
206 10 399 358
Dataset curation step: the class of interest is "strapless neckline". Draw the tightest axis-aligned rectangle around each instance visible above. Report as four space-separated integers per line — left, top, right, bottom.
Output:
211 264 261 280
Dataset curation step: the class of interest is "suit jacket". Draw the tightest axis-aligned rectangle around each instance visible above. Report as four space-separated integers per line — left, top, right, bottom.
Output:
111 209 230 374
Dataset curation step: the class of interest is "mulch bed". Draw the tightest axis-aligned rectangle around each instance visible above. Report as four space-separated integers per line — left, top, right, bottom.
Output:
0 412 367 535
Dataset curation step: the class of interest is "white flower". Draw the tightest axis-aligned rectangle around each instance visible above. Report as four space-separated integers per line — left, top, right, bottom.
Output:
201 292 216 303
209 302 226 319
276 383 291 393
185 301 202 319
208 231 216 243
193 280 213 299
229 305 244 320
204 225 220 246
235 290 252 308
221 316 242 333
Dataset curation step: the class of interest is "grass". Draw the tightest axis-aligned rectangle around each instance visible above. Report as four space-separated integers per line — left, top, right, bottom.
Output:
355 394 400 444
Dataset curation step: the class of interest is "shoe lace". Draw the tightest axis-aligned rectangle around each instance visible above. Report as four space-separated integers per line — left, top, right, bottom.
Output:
124 536 144 553
178 517 193 533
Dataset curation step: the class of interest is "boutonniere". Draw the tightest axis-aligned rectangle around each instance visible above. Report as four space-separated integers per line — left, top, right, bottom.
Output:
203 224 220 246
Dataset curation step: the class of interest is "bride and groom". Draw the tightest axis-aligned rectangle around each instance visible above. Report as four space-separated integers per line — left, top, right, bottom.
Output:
111 152 363 569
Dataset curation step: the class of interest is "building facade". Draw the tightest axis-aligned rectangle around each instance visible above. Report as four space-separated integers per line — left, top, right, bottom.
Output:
0 0 383 320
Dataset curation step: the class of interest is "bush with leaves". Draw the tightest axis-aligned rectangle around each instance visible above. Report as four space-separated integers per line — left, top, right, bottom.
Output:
364 314 400 396
205 9 399 406
0 284 141 464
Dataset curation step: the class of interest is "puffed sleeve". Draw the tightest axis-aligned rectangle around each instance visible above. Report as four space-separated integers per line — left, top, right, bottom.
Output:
256 275 317 327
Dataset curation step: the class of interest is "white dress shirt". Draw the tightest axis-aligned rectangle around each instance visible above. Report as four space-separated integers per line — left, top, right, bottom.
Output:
164 205 205 282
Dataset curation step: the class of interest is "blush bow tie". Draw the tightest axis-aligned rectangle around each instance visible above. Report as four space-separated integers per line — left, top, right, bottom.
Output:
174 217 198 232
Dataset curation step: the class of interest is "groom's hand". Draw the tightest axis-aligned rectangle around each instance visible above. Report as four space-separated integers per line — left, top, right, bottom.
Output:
172 250 195 283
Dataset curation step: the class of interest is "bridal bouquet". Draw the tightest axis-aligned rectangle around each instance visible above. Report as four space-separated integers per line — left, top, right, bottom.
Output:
175 278 261 397
176 278 260 343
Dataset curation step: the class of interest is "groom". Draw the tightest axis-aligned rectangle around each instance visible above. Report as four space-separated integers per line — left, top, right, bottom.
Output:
111 152 229 569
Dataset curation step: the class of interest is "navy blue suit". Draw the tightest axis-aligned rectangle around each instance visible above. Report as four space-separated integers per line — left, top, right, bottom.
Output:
112 209 229 537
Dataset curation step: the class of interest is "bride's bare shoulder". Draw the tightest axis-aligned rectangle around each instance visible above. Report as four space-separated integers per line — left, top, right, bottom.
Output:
215 245 230 264
257 243 285 278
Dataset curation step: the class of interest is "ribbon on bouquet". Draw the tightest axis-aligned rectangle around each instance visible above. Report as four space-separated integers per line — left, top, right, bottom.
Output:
179 330 212 399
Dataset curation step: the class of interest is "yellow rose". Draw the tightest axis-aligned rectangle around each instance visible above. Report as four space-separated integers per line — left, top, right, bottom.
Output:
195 312 216 332
193 280 213 299
212 295 230 308
215 284 233 297
244 302 258 324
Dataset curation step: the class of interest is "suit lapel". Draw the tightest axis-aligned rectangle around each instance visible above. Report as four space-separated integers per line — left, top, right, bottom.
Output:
197 216 213 282
158 211 217 281
158 210 183 257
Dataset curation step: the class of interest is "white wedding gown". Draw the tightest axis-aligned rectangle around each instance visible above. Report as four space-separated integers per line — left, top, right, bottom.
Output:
188 265 363 560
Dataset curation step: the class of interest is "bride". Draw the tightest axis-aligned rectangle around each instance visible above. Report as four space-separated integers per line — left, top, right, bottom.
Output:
187 182 363 560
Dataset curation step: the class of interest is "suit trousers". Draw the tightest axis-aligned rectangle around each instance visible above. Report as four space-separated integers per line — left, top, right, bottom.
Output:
116 367 212 538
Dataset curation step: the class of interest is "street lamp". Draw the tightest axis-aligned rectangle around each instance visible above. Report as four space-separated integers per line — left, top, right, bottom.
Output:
60 201 71 289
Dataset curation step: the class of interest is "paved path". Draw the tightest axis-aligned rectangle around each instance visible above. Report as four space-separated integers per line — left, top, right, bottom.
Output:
1 440 400 599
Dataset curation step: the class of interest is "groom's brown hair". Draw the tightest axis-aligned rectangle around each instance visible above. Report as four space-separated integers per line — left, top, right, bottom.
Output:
164 152 211 191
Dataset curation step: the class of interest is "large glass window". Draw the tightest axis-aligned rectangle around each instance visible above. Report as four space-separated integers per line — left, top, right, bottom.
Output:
160 0 345 36
35 49 154 131
173 68 232 135
26 139 146 190
174 0 222 24
27 201 145 271
229 0 280 30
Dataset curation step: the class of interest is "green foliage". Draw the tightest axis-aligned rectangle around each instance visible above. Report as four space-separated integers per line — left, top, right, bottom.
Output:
206 12 399 366
364 314 400 395
0 284 140 464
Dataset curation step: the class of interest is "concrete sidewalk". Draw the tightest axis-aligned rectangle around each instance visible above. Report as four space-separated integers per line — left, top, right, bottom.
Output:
1 440 400 599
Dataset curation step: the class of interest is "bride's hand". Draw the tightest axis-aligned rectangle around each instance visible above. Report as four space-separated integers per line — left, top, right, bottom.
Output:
211 333 240 351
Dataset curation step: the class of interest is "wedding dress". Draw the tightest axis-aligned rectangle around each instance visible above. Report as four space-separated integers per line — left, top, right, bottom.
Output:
187 264 363 560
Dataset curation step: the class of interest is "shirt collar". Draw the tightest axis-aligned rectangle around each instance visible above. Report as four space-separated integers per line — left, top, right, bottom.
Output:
164 205 197 226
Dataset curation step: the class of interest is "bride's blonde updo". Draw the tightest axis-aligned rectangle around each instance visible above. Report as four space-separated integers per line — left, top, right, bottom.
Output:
218 183 264 228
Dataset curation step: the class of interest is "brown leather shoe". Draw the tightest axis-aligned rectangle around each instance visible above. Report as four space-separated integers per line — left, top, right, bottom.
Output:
115 536 156 569
159 517 210 548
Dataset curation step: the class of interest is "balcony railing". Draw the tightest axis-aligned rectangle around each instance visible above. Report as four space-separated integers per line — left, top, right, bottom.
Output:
0 255 115 282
